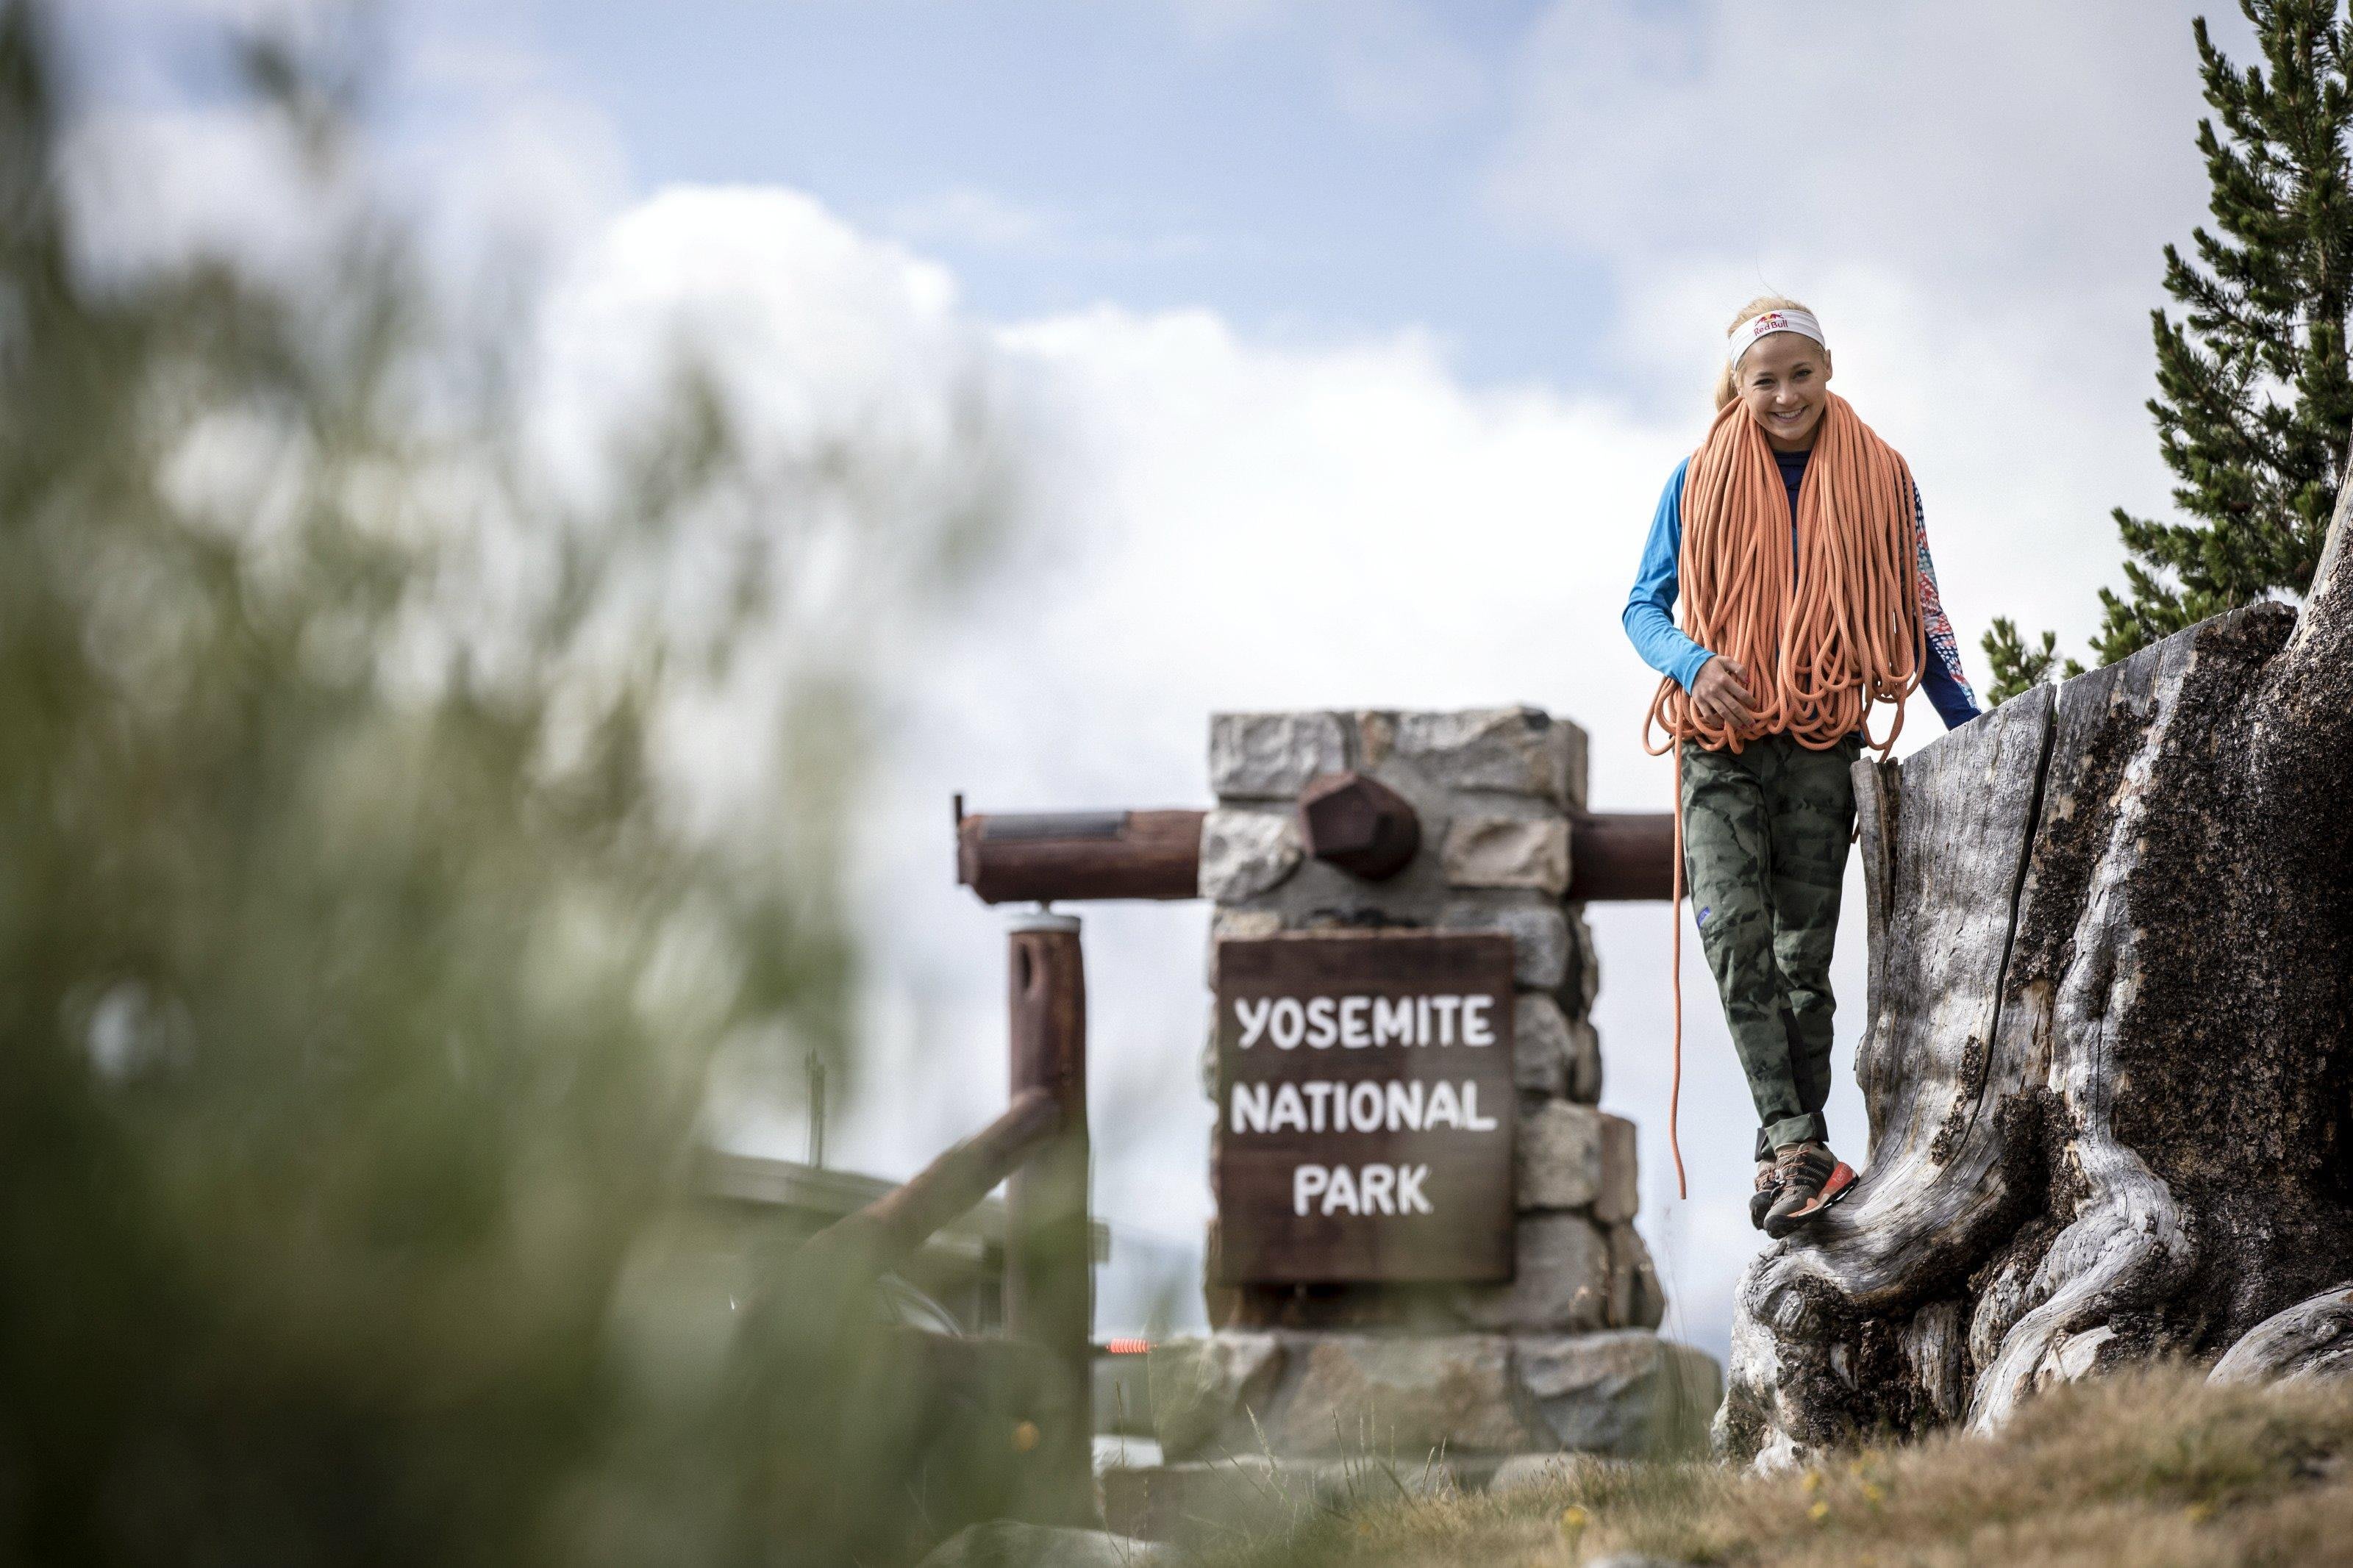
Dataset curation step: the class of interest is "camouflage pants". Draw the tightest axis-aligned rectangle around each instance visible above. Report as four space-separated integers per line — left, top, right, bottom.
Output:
1679 733 1861 1160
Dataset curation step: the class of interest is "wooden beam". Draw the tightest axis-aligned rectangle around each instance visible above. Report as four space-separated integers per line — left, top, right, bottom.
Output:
1002 911 1096 1522
795 1087 1060 1279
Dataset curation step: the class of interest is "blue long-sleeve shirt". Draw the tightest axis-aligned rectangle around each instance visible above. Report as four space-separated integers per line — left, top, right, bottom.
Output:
1622 451 1982 731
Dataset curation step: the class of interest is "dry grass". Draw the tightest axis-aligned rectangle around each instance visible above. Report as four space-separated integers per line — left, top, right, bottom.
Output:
1194 1367 2353 1568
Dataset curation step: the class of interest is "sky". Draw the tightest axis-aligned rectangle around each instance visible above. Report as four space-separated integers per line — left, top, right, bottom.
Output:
68 0 2255 1365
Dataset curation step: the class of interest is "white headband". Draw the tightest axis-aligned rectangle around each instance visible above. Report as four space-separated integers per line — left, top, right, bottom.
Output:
1728 307 1827 367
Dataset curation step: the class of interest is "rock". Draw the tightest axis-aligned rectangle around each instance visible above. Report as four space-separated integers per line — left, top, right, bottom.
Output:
1565 1016 1603 1103
1513 994 1573 1096
1516 1101 1604 1210
1442 815 1570 893
1484 1451 1628 1494
1606 1222 1665 1329
1561 906 1599 1016
916 1522 1177 1568
1515 1331 1721 1458
1210 712 1347 800
1393 707 1585 806
1199 809 1304 903
1439 898 1569 989
1148 1333 1285 1461
1517 1103 1638 1220
1450 1213 1612 1333
1270 1333 1537 1455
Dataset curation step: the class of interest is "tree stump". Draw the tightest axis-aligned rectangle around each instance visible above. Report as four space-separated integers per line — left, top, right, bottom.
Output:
1716 479 2353 1465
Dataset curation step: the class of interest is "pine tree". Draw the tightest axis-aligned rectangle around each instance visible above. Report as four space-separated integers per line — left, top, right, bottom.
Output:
1984 0 2353 704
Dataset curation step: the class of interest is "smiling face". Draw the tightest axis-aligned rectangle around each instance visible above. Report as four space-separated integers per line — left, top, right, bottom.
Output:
1733 331 1833 453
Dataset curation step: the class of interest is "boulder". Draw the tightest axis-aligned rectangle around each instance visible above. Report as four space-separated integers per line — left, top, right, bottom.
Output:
1392 707 1585 806
1450 1213 1612 1333
1517 1103 1638 1221
1269 1333 1537 1455
1148 1333 1284 1461
1513 993 1574 1096
1442 815 1571 893
1515 1330 1721 1457
1199 809 1304 903
1605 1222 1666 1330
1210 712 1347 800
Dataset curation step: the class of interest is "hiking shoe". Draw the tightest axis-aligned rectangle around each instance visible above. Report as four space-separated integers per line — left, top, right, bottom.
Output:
1762 1141 1858 1239
1749 1159 1782 1231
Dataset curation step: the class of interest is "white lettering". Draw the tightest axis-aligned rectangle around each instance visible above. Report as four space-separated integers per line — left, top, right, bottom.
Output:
1305 996 1338 1048
1424 1080 1462 1129
1231 1081 1269 1134
1430 995 1461 1045
1340 996 1371 1048
1323 1164 1360 1215
1235 997 1273 1049
1360 1164 1396 1214
1374 997 1413 1045
1293 1164 1329 1215
1398 1164 1432 1213
1462 995 1494 1046
1303 1081 1334 1131
1463 1081 1499 1131
1349 1081 1385 1131
1385 1080 1424 1131
1269 1083 1307 1132
1416 996 1431 1045
1270 998 1305 1049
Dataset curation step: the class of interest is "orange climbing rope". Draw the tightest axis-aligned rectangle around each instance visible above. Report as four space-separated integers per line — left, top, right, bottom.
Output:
1641 391 1929 1198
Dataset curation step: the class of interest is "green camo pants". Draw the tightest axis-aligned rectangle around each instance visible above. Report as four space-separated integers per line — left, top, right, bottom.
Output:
1679 733 1861 1161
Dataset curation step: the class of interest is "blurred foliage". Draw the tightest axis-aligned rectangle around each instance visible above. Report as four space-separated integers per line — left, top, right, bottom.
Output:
0 4 1018 1562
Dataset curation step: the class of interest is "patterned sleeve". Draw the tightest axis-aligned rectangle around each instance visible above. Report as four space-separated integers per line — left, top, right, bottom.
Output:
1913 482 1982 720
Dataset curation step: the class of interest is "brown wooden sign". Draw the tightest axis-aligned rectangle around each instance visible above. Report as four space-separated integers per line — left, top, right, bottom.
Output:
1213 931 1515 1284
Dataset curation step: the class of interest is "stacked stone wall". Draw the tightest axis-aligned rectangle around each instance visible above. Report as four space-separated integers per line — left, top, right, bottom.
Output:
1127 708 1717 1506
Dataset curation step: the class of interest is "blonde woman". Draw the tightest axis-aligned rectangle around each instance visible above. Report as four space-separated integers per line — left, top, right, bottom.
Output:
1623 298 1980 1237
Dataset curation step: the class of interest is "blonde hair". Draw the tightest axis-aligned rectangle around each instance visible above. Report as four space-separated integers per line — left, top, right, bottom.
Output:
1713 293 1822 409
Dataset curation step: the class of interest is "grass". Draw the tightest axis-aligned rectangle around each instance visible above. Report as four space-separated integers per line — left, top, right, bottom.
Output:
1190 1366 2353 1567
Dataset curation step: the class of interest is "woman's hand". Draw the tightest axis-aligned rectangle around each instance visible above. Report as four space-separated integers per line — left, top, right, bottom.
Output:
1690 655 1758 728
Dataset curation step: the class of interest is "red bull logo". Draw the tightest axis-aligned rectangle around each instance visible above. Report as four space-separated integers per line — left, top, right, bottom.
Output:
1752 311 1788 336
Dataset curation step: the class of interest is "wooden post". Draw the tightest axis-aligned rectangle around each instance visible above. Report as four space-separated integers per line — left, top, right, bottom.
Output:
1003 909 1095 1519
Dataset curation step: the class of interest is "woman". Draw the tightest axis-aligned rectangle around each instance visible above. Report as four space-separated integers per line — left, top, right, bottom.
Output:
1622 296 1980 1239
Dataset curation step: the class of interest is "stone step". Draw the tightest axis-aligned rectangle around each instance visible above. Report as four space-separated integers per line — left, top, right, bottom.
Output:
1146 1328 1721 1475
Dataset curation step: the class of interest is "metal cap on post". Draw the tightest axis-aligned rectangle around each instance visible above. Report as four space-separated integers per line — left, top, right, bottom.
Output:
1003 906 1096 1524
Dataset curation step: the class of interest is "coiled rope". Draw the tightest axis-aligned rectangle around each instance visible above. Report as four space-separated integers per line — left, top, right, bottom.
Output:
1641 391 1929 1198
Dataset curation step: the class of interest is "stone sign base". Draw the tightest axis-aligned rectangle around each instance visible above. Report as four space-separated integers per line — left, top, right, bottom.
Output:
1107 1330 1719 1541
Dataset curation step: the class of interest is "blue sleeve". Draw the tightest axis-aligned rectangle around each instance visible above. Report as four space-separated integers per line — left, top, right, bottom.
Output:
1622 457 1713 692
1910 482 1983 729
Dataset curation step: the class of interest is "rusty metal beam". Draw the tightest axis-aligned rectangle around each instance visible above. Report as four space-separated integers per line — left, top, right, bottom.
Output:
1565 810 1676 903
956 798 1677 903
957 806 1204 903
